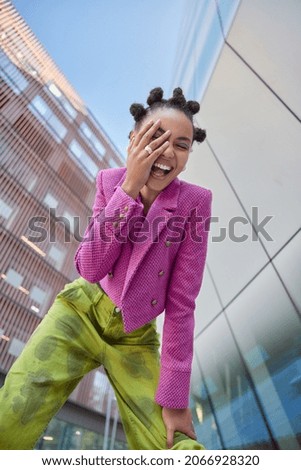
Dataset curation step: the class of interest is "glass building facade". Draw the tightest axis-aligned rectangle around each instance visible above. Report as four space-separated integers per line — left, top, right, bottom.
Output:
0 0 127 449
169 0 301 450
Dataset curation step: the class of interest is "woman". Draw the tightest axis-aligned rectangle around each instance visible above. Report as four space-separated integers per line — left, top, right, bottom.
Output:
0 87 212 450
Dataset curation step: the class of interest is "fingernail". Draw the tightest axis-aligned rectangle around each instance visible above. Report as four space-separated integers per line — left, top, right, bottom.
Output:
155 119 161 124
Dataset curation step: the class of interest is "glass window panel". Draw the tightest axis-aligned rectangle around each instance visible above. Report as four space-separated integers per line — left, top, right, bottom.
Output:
61 99 77 119
26 176 38 193
190 360 223 449
217 0 241 35
80 122 105 158
29 286 47 305
8 337 25 357
0 198 13 219
0 51 28 94
80 122 92 139
48 113 67 140
47 82 77 120
273 231 301 312
62 210 75 234
69 140 82 158
93 139 105 156
108 157 119 168
43 192 58 209
0 51 10 68
28 96 67 143
48 245 66 270
35 416 127 450
69 139 98 179
5 268 23 288
196 315 273 449
31 95 50 117
227 265 301 449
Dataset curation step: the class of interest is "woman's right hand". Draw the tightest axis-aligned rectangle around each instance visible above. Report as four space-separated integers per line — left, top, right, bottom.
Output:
121 119 171 199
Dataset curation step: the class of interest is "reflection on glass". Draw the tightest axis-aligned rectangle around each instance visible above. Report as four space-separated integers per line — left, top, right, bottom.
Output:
216 0 241 37
190 0 224 101
228 268 301 450
35 416 127 450
190 371 223 449
194 315 273 449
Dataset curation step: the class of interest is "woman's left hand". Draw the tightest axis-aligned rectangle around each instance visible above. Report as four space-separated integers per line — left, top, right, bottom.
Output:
162 407 197 449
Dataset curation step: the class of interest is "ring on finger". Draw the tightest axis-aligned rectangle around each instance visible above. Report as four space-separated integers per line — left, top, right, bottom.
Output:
144 144 153 155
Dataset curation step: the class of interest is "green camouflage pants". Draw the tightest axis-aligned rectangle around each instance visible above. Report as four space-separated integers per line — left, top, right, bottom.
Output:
0 277 205 450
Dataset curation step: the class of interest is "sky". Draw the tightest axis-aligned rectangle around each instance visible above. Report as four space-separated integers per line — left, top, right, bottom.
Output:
11 0 188 158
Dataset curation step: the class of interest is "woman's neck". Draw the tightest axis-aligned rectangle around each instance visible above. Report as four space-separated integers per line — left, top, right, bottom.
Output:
140 186 159 215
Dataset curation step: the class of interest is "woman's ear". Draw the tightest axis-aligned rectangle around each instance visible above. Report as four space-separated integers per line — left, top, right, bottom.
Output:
129 130 135 141
126 130 136 153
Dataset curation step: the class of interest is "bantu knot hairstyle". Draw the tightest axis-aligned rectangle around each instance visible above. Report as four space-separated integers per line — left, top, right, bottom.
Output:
129 87 206 143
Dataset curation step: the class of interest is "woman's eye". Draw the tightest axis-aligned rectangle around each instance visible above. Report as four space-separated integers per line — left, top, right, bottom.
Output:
177 144 189 150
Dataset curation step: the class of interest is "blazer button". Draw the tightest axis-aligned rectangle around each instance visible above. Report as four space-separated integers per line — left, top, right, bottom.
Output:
165 240 171 247
151 299 158 306
114 307 121 314
158 270 164 277
124 206 129 212
108 272 113 278
113 221 119 228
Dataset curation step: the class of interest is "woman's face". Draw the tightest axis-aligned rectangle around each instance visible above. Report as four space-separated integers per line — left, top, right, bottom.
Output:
134 108 193 195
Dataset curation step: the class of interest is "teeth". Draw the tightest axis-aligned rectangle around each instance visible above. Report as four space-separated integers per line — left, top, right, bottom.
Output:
153 163 171 171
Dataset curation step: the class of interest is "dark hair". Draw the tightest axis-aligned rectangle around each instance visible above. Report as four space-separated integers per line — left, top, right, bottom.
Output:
129 87 206 143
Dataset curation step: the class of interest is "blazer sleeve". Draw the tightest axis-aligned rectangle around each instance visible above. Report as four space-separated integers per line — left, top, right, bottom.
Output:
74 170 144 282
155 189 213 408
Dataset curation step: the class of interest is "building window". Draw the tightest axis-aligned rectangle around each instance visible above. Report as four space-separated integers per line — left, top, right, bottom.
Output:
69 139 98 180
108 157 120 169
8 337 25 357
0 198 18 230
80 122 105 158
43 192 59 209
62 210 75 234
28 95 67 143
29 285 48 305
0 198 14 219
26 176 38 193
192 314 273 449
0 50 28 95
46 82 77 120
48 245 66 270
4 268 24 288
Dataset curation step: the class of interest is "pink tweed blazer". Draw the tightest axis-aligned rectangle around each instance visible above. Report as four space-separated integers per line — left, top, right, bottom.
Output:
75 167 212 408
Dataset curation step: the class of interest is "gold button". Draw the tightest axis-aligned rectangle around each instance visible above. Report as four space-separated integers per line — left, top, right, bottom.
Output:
119 213 125 218
165 240 171 247
158 270 164 276
113 221 119 228
124 206 129 212
108 272 113 278
115 307 121 313
151 299 158 306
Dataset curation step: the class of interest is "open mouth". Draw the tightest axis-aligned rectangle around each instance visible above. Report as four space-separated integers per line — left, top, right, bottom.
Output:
151 162 173 177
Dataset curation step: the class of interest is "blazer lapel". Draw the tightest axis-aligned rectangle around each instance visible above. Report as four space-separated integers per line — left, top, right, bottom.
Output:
122 177 181 297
